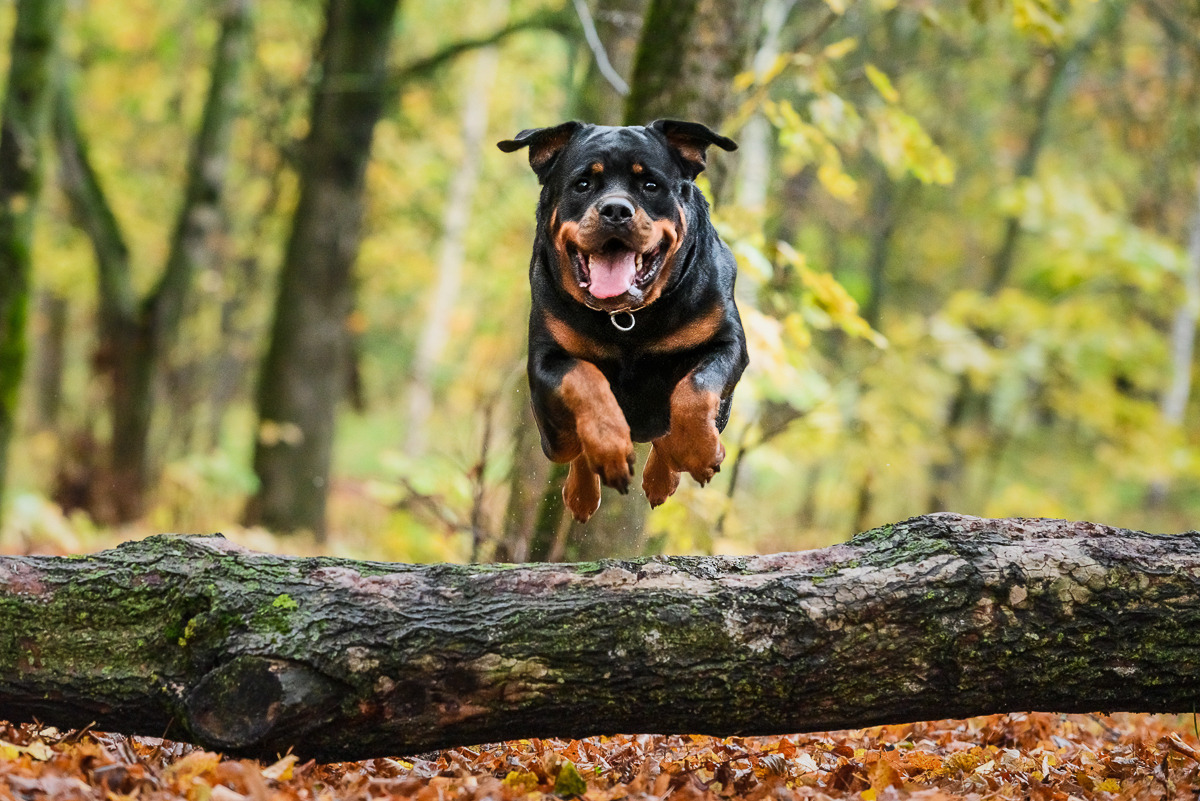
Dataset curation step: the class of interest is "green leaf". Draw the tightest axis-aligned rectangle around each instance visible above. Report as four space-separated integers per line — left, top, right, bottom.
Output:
554 760 587 797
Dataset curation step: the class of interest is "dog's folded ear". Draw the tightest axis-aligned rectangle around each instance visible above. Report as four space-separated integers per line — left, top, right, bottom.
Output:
648 120 737 180
498 121 584 184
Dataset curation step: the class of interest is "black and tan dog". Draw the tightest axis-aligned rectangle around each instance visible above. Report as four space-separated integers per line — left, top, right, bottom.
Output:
499 120 748 523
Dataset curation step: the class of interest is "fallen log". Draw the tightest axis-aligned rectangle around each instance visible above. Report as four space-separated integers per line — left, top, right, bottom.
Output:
0 513 1197 762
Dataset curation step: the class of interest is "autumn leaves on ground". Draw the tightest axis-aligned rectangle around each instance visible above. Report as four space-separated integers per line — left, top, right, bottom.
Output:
1 713 1198 800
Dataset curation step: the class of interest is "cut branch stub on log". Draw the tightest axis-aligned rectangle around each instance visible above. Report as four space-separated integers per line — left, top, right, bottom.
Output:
1 513 1198 762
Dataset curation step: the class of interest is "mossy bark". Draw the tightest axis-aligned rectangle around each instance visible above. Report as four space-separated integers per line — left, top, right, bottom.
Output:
2 513 1199 762
0 0 65 524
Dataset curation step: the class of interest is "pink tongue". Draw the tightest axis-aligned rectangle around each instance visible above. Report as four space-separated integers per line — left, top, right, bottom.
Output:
588 250 637 299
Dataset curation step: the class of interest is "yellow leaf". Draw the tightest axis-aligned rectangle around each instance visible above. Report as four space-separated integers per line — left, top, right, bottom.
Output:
1096 778 1121 792
817 163 857 200
860 789 876 801
24 740 53 761
261 754 298 782
821 37 857 61
503 771 540 794
865 63 900 103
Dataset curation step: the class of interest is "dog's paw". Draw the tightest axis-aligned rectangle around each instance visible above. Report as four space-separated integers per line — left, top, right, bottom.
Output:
563 456 602 522
654 381 726 486
577 414 635 493
654 418 724 487
642 445 681 507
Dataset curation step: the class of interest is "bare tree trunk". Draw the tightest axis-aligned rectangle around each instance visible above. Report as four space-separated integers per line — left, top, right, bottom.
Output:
246 0 402 536
52 0 251 523
29 290 67 431
1147 166 1200 506
2 513 1199 762
734 0 794 215
0 0 65 526
405 1 506 455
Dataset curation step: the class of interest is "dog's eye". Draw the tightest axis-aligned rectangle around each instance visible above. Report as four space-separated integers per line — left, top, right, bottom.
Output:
643 180 659 193
574 178 592 192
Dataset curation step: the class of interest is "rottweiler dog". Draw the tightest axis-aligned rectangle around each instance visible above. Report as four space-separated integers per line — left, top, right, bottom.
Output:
499 120 748 523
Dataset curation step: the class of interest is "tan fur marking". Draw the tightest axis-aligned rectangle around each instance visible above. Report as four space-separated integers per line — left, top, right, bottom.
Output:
637 211 686 307
644 373 725 495
632 163 644 174
645 304 722 354
544 310 618 361
564 453 601 522
590 162 604 174
553 219 592 306
642 445 680 508
559 362 635 497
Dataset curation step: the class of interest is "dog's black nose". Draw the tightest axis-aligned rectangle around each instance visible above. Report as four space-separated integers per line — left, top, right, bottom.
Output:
599 197 635 225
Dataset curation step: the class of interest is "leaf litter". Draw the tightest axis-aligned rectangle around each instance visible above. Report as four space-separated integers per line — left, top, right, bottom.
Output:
0 713 1197 800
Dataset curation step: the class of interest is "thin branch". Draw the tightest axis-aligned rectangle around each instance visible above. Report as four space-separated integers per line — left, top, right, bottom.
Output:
1139 0 1200 53
571 0 629 97
392 10 573 87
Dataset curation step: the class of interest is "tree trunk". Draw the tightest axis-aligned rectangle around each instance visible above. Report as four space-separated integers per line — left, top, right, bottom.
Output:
1147 165 1200 506
0 0 65 525
246 0 402 537
569 0 646 124
405 1 506 455
29 290 68 431
624 0 758 127
625 0 761 200
52 0 251 524
2 513 1198 762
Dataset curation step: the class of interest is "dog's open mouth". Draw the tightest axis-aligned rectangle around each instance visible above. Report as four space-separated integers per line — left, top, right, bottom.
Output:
569 239 666 303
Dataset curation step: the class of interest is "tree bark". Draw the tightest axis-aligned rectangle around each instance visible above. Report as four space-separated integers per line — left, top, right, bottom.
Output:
52 0 251 523
246 0 402 537
2 513 1198 762
0 0 65 525
29 290 68 431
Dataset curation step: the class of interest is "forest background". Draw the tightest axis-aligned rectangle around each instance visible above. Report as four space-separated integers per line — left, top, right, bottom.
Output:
1 0 1198 564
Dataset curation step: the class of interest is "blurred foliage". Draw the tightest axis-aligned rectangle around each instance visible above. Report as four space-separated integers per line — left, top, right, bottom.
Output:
1 0 1199 560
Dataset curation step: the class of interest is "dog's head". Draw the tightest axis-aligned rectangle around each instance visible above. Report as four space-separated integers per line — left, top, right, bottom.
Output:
500 120 736 313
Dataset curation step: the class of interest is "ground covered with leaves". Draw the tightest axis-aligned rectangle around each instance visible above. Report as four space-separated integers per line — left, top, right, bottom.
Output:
2 713 1198 800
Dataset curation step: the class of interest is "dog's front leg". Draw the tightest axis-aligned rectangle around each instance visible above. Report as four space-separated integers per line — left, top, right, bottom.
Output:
644 342 747 507
530 351 635 522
